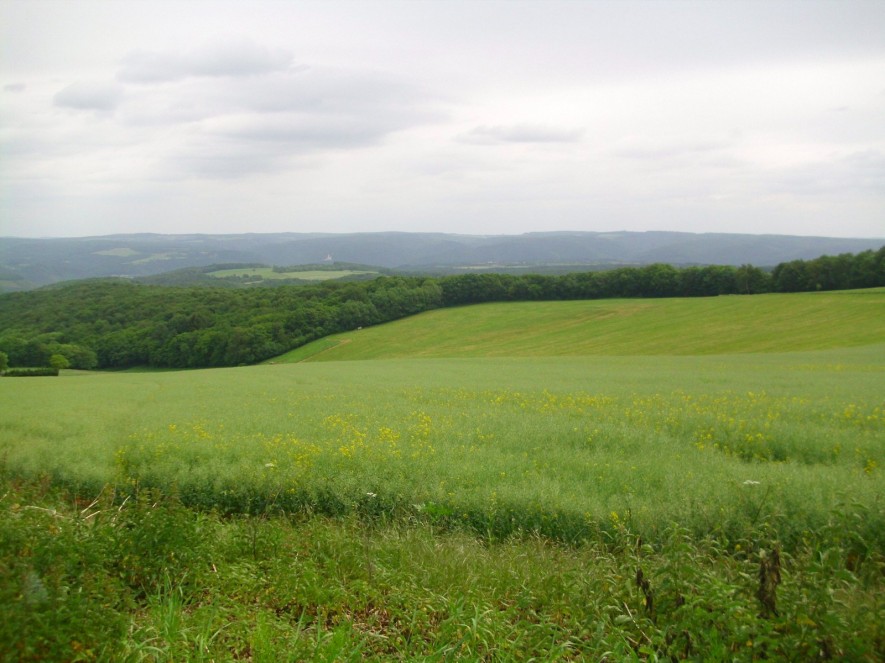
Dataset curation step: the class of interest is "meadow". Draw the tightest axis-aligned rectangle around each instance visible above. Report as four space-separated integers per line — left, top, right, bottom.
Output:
207 267 377 281
2 291 884 660
276 290 885 361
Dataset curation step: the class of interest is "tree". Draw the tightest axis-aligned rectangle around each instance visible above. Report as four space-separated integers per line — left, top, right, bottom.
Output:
21 339 51 367
735 264 770 294
0 350 8 373
49 354 70 370
638 263 680 297
0 336 27 366
771 260 812 292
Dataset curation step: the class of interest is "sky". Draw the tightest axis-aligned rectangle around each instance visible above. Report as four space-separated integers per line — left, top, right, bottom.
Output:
1 0 884 239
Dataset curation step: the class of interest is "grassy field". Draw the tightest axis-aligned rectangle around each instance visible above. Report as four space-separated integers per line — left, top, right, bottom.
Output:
275 289 885 362
208 266 377 281
2 290 884 660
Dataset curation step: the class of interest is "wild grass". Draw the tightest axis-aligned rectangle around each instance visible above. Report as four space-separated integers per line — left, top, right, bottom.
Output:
2 478 883 661
2 292 884 659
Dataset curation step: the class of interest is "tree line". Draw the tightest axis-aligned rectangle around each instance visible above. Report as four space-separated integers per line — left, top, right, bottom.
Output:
1 247 882 370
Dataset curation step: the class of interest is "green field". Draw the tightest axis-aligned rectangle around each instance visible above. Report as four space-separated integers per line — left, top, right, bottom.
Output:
208 266 377 281
276 290 885 362
2 290 884 660
93 248 140 257
4 349 883 535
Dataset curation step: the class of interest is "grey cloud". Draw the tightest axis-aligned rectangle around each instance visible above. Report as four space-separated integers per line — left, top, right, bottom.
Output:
170 142 293 179
0 132 47 157
117 40 293 83
119 65 441 131
206 113 396 148
171 106 426 180
206 67 443 128
53 81 123 111
459 124 583 145
847 151 885 194
117 52 182 83
144 67 445 179
186 41 292 77
4 83 26 93
44 58 444 181
774 150 885 196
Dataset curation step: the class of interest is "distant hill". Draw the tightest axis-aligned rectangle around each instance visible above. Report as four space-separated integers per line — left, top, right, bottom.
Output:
1 231 881 291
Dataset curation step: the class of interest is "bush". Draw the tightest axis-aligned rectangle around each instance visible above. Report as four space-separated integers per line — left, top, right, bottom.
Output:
2 367 60 377
0 481 128 661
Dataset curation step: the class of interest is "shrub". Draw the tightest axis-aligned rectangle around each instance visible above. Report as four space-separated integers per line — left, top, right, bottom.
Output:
2 367 60 377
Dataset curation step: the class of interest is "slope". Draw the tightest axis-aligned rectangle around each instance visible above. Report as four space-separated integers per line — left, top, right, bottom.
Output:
274 289 885 362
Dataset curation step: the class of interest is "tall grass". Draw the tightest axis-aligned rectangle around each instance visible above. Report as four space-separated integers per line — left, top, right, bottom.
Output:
2 478 882 661
2 292 884 659
2 347 882 550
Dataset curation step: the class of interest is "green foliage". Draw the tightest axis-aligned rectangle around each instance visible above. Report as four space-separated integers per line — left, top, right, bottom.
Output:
0 335 96 370
771 246 885 292
3 367 59 377
1 246 882 370
1 477 881 661
0 350 7 372
1 292 883 659
0 480 212 661
0 276 444 369
48 354 70 370
0 480 129 660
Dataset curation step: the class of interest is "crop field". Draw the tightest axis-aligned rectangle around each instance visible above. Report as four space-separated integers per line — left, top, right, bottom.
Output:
207 267 377 281
277 290 885 361
2 291 884 660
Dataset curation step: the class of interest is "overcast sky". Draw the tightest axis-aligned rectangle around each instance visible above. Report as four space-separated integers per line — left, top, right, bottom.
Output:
1 0 883 239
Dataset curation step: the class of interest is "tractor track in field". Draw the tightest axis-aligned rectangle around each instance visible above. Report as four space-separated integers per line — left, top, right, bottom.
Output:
297 337 352 362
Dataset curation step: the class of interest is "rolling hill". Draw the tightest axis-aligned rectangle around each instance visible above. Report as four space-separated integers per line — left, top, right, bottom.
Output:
275 288 885 362
1 230 882 290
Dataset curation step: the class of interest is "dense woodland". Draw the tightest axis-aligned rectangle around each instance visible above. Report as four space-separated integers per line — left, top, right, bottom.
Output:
0 247 882 370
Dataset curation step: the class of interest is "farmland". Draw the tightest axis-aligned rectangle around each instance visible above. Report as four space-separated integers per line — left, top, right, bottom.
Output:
207 266 379 282
2 290 884 660
277 289 885 361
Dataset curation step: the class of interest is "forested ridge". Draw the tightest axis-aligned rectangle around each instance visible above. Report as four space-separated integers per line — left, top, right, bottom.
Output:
4 230 882 291
1 247 882 370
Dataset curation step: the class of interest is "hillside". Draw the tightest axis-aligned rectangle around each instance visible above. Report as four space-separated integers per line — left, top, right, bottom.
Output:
277 289 885 362
2 230 882 290
2 246 883 370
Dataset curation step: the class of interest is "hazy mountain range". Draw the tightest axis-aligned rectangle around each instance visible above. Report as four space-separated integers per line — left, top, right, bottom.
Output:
1 231 882 291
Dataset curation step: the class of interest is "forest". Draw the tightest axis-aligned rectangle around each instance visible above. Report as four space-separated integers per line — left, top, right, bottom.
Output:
1 247 883 370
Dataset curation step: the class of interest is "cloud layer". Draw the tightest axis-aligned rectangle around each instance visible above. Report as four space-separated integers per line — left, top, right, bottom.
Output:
117 41 294 83
54 81 124 111
460 124 584 145
1 1 884 239
39 40 445 181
